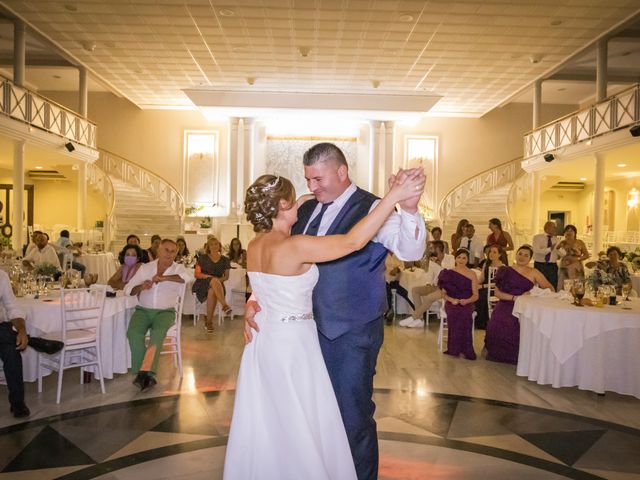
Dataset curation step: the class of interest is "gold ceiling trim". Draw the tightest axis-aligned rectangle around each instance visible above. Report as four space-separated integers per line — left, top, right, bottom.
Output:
266 136 357 142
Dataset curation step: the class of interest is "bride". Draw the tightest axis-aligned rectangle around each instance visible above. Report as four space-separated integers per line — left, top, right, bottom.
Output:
223 171 424 479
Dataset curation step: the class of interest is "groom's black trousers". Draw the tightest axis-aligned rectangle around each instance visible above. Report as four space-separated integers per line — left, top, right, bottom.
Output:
319 317 384 480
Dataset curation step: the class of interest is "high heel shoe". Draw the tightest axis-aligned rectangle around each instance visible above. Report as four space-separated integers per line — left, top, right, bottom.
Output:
222 305 232 315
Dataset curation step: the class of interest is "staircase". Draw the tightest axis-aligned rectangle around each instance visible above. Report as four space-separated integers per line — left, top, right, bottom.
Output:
87 150 184 252
438 158 525 241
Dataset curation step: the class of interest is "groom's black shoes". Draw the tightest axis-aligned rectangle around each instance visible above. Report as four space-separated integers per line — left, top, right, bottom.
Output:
28 336 64 355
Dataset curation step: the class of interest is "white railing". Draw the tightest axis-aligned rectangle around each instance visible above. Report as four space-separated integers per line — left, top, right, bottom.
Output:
86 162 116 248
0 75 97 149
505 171 533 249
524 83 640 158
96 149 185 226
438 157 524 227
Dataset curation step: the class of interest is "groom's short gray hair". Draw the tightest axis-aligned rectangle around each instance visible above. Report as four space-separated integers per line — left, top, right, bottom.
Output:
303 142 348 167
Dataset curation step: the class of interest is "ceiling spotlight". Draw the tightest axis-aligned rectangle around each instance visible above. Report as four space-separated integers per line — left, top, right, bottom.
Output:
35 166 44 169
630 125 640 137
53 74 62 79
246 77 255 85
64 3 77 12
543 153 555 162
82 41 96 52
529 54 542 64
371 80 380 88
580 177 587 181
218 8 235 16
298 46 311 58
398 13 414 22
550 19 562 26
617 163 627 168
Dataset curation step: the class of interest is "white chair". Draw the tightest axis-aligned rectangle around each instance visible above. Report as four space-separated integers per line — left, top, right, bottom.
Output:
487 266 499 317
192 293 231 327
437 303 476 353
37 286 107 404
157 283 187 377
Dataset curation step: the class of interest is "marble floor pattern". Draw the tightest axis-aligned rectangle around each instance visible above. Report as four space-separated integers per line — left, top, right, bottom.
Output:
1 315 639 480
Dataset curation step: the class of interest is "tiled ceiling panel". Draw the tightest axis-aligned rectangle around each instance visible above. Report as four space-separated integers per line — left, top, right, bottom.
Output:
0 0 639 115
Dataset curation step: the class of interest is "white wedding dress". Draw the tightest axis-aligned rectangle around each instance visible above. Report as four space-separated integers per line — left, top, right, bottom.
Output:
223 265 357 480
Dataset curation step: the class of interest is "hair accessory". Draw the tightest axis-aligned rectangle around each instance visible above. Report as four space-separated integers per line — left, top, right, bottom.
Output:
262 175 280 191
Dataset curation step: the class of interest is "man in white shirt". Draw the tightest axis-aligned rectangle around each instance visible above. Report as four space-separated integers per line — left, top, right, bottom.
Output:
400 240 454 328
125 239 193 391
532 221 559 289
53 230 86 277
22 232 61 272
460 223 484 267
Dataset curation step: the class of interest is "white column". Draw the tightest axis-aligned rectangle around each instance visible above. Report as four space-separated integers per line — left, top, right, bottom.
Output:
384 121 395 194
533 80 542 128
77 162 87 232
596 40 608 102
369 121 382 195
593 153 605 256
530 171 541 235
228 118 240 214
13 21 25 86
241 118 255 218
13 141 25 252
79 67 88 117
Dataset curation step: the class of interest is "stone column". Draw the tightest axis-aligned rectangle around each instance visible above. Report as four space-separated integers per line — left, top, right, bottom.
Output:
533 80 542 128
241 118 255 218
77 162 87 233
79 67 88 118
13 21 25 86
592 153 605 256
228 118 240 215
13 141 25 252
596 40 608 102
369 121 382 195
530 171 541 235
383 121 395 194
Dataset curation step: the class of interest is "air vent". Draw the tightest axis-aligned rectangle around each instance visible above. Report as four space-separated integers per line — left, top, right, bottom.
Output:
550 181 584 191
27 169 66 180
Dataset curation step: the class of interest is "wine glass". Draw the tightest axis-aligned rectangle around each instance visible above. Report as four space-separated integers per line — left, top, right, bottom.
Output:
621 281 632 309
572 280 585 306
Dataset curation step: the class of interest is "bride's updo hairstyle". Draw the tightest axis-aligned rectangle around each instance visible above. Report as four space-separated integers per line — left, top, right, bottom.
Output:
245 175 295 232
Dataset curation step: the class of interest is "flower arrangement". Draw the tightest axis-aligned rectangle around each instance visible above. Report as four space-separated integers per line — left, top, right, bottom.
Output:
623 247 640 273
185 205 205 216
33 262 59 277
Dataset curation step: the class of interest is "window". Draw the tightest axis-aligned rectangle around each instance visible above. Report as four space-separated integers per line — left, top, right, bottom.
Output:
184 130 219 209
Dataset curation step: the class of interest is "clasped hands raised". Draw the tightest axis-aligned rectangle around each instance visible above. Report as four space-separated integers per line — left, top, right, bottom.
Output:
387 167 426 213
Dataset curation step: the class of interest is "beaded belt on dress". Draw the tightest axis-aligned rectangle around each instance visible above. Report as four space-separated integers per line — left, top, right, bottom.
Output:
279 313 314 323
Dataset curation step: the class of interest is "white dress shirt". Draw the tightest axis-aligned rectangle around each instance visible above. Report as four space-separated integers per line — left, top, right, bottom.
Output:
0 271 24 323
124 260 194 310
23 244 61 270
458 236 483 264
425 254 455 285
303 183 427 261
532 233 559 263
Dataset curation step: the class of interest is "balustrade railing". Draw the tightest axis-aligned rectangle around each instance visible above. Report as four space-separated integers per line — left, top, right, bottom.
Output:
0 75 97 148
524 83 640 158
86 162 116 247
438 157 524 226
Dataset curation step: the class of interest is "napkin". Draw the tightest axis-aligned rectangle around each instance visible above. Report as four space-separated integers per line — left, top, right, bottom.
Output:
528 286 573 301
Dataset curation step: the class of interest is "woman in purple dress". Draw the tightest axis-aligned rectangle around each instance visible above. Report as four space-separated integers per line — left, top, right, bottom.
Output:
438 248 479 360
485 245 554 364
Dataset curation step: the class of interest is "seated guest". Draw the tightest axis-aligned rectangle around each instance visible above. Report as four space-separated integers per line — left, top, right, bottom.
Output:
109 245 144 290
430 226 449 254
121 235 150 263
22 232 61 272
384 252 413 324
451 219 468 251
227 237 247 268
23 230 43 257
146 234 161 261
485 245 554 364
125 239 193 390
555 224 589 291
53 230 86 277
175 237 190 263
475 244 504 330
587 246 631 295
192 237 231 333
486 218 514 265
532 221 559 289
459 223 483 267
438 249 479 360
400 240 454 328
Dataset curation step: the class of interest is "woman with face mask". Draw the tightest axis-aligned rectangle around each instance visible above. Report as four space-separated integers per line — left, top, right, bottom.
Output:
109 245 144 290
484 245 554 364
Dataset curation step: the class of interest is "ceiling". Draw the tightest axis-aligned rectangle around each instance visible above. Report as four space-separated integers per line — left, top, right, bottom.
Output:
0 0 639 116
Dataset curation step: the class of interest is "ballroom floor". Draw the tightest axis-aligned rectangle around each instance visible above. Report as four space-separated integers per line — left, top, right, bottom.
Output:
1 315 639 480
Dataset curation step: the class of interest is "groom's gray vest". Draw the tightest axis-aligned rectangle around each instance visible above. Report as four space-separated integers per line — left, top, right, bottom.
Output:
291 187 388 340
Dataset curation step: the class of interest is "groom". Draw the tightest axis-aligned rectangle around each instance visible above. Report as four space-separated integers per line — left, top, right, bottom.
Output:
246 143 426 479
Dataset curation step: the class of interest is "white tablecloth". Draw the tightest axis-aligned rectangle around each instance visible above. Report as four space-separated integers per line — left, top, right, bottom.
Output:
78 252 117 284
514 295 640 398
397 268 429 314
182 267 247 316
16 291 138 381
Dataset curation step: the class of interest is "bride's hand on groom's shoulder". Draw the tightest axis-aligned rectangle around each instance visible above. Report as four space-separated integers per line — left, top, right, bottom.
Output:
243 300 261 344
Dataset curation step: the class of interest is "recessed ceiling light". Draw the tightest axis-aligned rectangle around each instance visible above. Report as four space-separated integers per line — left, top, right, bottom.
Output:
398 13 414 22
64 3 77 12
557 87 566 91
82 41 96 52
35 166 44 169
53 74 62 79
620 51 632 57
617 163 627 167
580 177 587 181
371 80 380 88
219 8 235 16
550 19 562 26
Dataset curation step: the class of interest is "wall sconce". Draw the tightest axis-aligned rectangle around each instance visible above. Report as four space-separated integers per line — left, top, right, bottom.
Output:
628 188 639 208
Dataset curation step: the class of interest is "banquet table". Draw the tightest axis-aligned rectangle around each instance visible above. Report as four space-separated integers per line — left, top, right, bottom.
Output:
16 290 138 381
77 252 117 284
397 268 429 314
514 295 640 398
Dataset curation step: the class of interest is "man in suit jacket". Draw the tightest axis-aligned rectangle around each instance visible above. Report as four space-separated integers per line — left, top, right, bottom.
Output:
246 143 426 479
